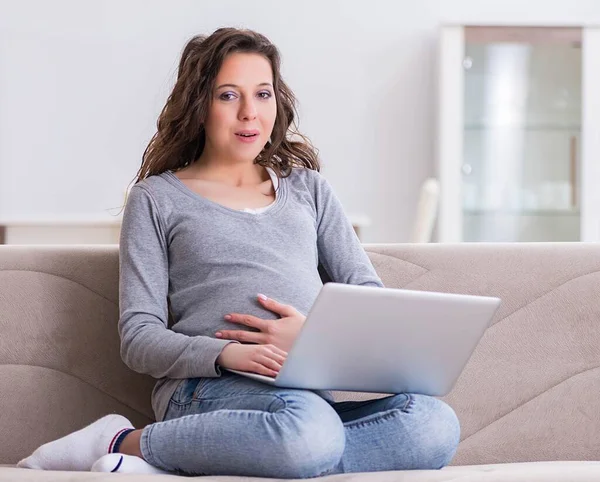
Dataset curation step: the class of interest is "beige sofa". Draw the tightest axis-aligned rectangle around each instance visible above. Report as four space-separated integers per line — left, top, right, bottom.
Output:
1 243 600 481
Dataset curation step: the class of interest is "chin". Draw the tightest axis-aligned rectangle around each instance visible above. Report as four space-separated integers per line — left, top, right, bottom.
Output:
235 148 263 160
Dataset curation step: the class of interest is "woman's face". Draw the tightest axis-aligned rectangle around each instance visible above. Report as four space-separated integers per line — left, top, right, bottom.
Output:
203 52 277 164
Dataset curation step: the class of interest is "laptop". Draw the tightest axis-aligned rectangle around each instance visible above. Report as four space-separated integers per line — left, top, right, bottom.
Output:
226 282 501 396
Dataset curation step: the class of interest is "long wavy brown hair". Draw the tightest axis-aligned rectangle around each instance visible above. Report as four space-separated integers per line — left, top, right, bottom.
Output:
133 27 320 186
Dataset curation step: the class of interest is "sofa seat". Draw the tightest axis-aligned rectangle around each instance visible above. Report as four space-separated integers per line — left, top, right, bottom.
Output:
2 462 600 481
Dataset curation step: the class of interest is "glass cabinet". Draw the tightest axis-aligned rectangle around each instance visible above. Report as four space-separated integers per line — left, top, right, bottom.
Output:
437 26 600 242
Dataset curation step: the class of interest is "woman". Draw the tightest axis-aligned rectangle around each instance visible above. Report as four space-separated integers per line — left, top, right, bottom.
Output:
18 28 460 478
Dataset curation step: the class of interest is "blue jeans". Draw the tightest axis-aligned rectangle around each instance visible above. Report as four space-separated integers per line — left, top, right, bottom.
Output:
141 372 460 478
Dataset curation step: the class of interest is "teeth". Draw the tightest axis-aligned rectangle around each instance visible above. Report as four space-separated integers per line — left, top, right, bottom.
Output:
238 133 255 137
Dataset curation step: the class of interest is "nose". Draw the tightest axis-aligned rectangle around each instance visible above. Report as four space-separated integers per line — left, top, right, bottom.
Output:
238 97 257 121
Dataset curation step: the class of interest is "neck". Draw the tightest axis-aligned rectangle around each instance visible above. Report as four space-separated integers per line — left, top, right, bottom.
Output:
191 149 267 187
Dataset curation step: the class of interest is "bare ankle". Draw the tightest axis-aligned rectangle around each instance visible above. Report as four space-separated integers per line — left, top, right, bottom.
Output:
118 429 143 458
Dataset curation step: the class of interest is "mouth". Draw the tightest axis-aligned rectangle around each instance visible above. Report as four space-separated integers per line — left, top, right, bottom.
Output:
235 130 260 138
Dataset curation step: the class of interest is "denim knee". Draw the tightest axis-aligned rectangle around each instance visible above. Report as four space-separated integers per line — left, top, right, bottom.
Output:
410 395 461 469
271 395 346 478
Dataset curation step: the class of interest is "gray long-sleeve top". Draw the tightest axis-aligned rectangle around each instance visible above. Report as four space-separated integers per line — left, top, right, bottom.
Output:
119 167 383 420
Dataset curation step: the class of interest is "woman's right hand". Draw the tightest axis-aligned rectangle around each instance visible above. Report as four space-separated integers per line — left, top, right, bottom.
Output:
216 343 287 377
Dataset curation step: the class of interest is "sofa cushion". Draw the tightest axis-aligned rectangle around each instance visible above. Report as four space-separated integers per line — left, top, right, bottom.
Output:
2 462 600 481
363 243 600 465
2 244 600 467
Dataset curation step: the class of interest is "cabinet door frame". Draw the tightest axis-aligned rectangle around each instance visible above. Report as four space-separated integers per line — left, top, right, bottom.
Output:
436 24 600 242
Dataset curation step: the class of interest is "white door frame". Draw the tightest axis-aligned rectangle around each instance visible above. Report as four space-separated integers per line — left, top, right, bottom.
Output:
437 25 464 243
581 27 600 242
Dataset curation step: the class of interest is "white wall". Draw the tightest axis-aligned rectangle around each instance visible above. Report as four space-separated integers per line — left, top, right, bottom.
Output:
1 0 599 242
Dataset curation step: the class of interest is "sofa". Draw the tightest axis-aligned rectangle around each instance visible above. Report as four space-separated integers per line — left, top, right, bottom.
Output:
1 243 600 481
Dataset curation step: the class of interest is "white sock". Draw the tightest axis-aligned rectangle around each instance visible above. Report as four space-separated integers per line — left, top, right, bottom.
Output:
16 414 133 472
91 453 170 475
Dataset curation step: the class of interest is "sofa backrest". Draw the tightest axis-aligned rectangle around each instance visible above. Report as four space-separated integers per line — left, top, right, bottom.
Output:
0 246 155 464
1 244 599 465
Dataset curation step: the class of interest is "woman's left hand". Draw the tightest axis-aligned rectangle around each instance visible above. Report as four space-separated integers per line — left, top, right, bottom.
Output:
216 294 306 353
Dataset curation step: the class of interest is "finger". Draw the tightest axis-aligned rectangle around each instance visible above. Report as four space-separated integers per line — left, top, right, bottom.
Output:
267 351 287 365
257 294 297 317
216 330 266 344
225 313 268 331
258 355 283 372
265 344 288 358
260 345 287 364
250 361 279 378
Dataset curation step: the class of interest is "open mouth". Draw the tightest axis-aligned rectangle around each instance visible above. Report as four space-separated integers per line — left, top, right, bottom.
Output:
236 133 258 138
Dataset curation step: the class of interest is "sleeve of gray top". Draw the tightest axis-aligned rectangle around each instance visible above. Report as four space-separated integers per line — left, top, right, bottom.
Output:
118 184 235 379
313 172 384 288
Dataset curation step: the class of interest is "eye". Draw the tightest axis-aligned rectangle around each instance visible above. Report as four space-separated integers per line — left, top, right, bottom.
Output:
219 92 237 101
258 91 273 100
